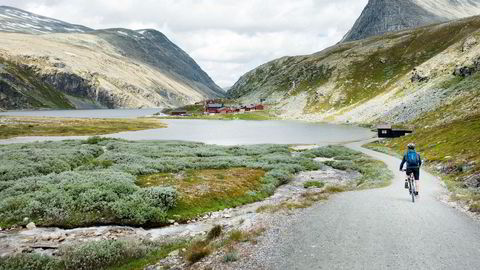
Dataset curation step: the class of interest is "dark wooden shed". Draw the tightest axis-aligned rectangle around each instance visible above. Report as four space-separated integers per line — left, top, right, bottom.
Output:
377 124 413 138
170 110 187 116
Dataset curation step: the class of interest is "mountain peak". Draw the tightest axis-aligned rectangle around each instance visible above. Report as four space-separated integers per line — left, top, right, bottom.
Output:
342 0 480 42
0 5 92 34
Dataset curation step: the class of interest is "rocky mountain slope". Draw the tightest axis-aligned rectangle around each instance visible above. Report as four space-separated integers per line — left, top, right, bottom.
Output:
228 15 480 128
342 0 480 42
0 6 224 110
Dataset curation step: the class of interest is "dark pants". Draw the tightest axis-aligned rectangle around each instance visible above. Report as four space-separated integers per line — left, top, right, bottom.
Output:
406 168 420 180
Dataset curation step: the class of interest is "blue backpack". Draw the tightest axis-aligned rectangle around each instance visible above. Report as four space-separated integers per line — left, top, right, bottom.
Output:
407 150 419 167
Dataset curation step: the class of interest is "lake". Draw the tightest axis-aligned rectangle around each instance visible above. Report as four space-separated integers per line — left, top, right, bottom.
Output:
0 110 374 145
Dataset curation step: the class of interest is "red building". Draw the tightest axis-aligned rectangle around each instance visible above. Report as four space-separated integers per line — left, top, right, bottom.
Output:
206 103 224 113
218 108 234 114
254 104 265 110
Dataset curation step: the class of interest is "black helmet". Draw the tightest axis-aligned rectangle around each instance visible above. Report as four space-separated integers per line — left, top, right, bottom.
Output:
408 143 416 150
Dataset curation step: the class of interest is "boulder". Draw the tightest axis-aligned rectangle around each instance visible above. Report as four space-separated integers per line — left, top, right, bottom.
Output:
464 174 480 188
462 37 477 52
453 66 476 77
26 222 36 229
168 249 180 257
411 69 429 83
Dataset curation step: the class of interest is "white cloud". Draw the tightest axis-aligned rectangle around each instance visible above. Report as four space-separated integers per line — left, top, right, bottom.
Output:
1 0 368 87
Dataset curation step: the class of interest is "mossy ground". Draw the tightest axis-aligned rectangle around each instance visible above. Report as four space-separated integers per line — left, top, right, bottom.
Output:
137 168 266 221
0 116 166 139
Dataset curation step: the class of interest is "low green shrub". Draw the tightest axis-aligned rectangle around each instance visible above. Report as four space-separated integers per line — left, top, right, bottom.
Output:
0 141 103 182
304 181 325 188
0 171 176 227
222 250 239 263
301 145 362 159
60 239 159 270
83 136 109 145
0 239 186 270
0 254 61 270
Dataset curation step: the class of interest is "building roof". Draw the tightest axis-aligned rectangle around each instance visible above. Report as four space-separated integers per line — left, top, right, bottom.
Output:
207 103 223 108
377 124 392 129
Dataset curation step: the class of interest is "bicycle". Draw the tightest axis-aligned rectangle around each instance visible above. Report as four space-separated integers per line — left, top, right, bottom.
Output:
403 169 416 203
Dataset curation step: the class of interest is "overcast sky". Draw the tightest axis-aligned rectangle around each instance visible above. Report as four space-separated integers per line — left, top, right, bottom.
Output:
1 0 368 88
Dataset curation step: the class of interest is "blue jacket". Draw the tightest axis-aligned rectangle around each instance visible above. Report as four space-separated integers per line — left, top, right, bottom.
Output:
400 150 422 170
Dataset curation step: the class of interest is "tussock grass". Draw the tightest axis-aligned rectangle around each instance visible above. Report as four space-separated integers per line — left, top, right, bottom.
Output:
0 116 166 139
184 241 212 265
207 225 223 241
227 227 265 243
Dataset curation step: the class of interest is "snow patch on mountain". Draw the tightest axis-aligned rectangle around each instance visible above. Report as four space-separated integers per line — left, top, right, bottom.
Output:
0 6 92 34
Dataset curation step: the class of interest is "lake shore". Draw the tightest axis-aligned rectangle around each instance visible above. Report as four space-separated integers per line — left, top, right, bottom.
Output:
0 116 166 139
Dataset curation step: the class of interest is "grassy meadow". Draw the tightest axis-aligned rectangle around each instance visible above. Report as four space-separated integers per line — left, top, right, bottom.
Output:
0 116 166 139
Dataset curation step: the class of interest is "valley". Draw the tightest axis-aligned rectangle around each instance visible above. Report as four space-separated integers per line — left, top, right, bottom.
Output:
1 1 480 269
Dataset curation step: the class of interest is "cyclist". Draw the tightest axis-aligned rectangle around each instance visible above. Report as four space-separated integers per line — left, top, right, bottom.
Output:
400 143 422 196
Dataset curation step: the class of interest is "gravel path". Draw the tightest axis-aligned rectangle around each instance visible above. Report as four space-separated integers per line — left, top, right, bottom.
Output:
249 140 480 270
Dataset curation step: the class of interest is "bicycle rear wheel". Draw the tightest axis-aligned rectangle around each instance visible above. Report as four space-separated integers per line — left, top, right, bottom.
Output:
411 179 415 203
